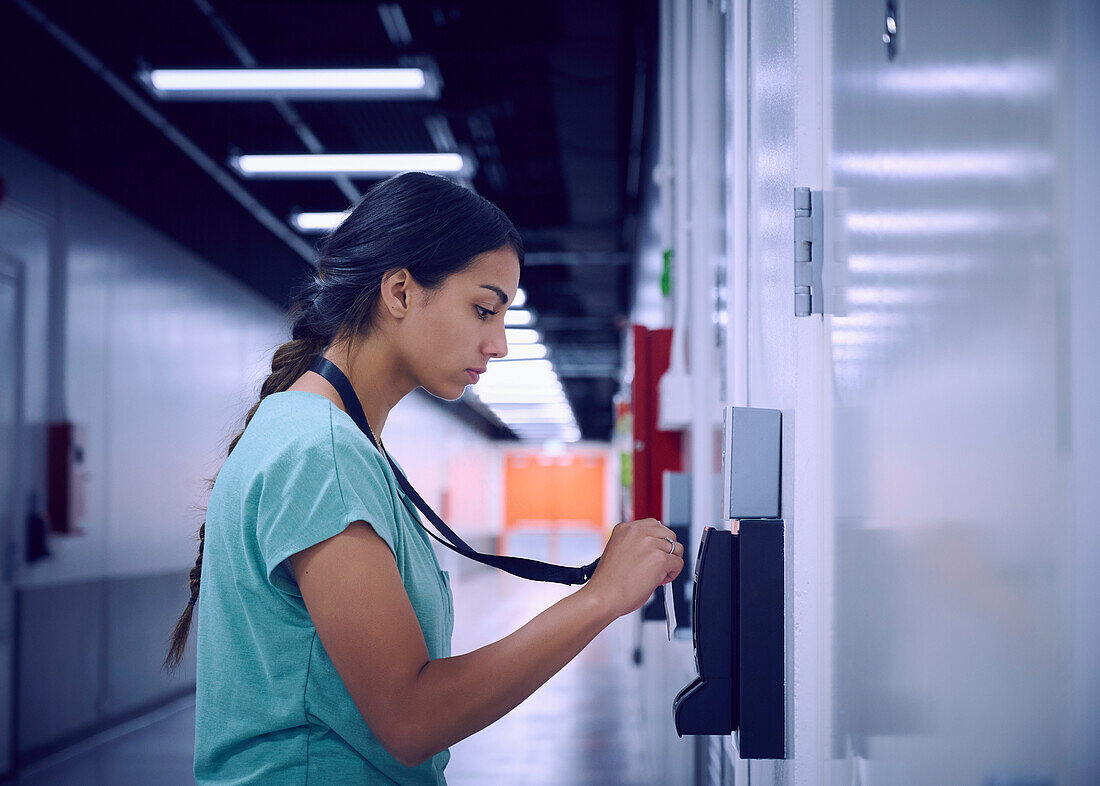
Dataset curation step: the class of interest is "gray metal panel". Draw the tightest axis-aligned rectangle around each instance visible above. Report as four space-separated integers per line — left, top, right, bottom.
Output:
17 581 103 753
726 407 782 519
105 572 195 718
18 572 195 758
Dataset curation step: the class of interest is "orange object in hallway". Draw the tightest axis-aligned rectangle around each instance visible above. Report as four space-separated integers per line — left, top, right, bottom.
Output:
503 452 606 563
503 453 605 531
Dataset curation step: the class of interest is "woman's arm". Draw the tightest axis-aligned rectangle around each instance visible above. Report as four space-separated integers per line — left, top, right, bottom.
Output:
290 518 681 767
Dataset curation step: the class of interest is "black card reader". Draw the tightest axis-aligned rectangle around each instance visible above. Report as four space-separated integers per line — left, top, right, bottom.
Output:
673 526 736 736
672 521 786 759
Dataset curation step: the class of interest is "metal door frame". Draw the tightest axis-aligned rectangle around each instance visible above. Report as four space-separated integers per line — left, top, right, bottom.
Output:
0 249 26 779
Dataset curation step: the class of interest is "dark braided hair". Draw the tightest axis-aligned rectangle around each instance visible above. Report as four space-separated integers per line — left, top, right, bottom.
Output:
163 172 523 672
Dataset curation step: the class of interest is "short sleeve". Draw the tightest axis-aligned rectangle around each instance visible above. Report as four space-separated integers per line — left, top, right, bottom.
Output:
255 406 402 598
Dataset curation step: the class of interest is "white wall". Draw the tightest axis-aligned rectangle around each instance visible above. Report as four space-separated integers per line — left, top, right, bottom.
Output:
820 1 1078 782
0 133 505 588
652 0 1099 783
1068 0 1100 781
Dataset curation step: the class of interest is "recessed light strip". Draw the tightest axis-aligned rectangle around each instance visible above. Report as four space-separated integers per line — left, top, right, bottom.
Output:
291 211 350 232
139 68 440 100
504 328 539 344
233 153 473 179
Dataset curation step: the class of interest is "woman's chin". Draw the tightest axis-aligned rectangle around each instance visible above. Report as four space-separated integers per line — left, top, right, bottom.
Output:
420 381 468 402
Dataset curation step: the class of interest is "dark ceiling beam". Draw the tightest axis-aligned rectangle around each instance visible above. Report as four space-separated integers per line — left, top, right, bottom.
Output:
518 224 621 252
523 251 631 267
545 3 622 228
535 316 621 330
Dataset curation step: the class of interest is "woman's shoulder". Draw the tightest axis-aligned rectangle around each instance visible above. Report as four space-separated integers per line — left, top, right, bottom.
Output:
249 391 338 448
253 391 388 471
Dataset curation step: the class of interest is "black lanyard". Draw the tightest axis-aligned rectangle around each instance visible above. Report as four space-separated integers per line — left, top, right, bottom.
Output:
309 356 599 585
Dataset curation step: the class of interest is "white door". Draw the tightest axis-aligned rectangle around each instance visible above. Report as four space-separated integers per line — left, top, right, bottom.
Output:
724 0 1092 783
825 1 1072 783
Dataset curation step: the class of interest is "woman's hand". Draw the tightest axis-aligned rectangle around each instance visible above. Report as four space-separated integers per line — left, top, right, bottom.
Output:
581 518 685 620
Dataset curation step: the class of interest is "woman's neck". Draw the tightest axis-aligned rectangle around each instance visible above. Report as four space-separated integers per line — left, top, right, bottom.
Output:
324 335 417 435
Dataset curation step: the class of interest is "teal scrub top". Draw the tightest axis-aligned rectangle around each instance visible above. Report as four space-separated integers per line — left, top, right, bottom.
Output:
194 391 454 785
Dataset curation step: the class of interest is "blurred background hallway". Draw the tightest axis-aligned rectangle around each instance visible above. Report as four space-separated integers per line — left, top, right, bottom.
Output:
1 0 1097 783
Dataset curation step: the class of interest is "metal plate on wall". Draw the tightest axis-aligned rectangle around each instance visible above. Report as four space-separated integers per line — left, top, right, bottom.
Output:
724 408 782 520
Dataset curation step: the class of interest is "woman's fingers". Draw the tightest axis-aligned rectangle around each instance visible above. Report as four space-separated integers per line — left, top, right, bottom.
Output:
586 518 687 618
651 534 685 581
663 550 685 583
651 533 682 556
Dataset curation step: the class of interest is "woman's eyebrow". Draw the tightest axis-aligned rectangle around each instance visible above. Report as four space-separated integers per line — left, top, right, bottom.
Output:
480 285 508 305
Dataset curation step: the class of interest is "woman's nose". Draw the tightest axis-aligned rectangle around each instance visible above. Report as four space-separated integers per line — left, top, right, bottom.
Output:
488 320 508 359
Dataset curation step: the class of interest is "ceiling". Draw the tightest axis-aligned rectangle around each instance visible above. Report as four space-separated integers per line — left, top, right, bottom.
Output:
0 0 657 441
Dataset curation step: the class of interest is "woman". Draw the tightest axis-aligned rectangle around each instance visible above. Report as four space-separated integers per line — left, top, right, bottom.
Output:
165 171 684 785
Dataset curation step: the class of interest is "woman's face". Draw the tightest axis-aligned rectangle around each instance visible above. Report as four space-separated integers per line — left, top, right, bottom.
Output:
404 245 520 400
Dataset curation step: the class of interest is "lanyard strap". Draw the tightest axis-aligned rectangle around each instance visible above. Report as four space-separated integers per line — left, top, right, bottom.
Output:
309 356 599 585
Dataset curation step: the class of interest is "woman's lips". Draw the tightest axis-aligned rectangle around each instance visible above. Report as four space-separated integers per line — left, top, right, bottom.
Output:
466 369 480 384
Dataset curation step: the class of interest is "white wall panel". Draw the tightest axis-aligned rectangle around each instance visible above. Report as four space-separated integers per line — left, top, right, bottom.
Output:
1069 4 1100 781
825 1 1072 783
703 0 1099 783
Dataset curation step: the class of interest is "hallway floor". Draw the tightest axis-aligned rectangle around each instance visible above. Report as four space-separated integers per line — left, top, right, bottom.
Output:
12 563 652 785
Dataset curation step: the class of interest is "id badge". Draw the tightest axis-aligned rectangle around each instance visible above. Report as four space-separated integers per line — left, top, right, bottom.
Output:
663 581 678 640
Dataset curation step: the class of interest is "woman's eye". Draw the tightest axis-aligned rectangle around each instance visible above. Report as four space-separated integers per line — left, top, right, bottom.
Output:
475 305 497 321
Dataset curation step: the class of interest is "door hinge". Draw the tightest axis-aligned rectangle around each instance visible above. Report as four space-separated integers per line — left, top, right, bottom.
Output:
794 187 824 317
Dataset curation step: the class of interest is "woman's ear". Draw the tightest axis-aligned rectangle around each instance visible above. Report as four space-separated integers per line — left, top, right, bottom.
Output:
380 269 412 318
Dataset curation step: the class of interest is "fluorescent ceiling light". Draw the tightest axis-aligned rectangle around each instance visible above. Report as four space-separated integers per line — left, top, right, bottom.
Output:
291 211 349 233
497 414 574 425
476 379 563 391
492 401 573 415
500 344 547 361
465 386 555 400
481 375 560 390
512 288 527 307
503 309 533 326
476 392 567 404
231 153 474 179
505 328 540 344
495 405 573 417
483 359 554 379
138 68 440 100
477 378 562 391
477 376 561 388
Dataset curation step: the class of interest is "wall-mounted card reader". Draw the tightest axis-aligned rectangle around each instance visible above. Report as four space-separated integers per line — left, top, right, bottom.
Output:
672 526 736 736
673 406 786 759
673 522 786 758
